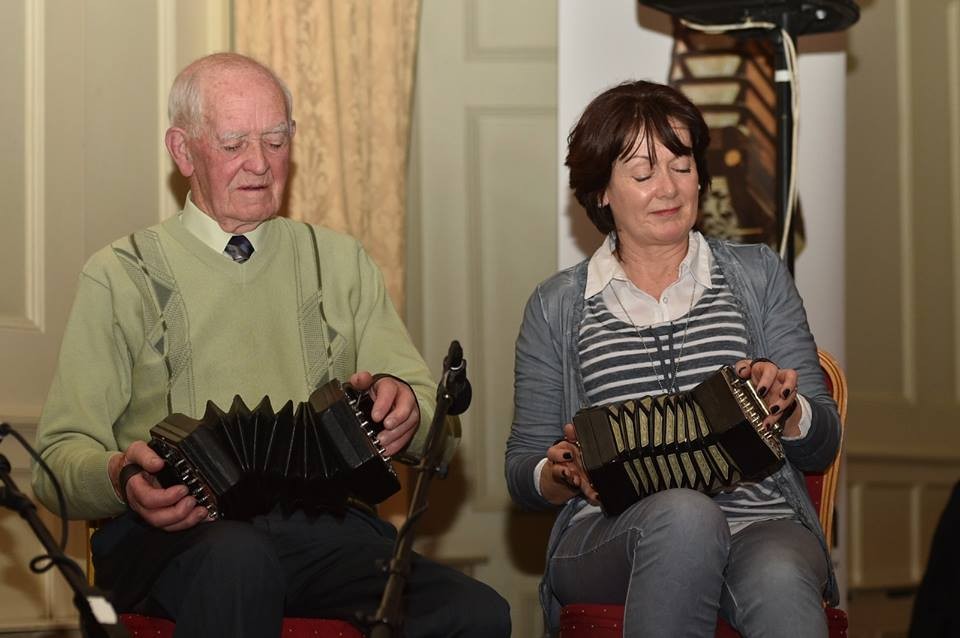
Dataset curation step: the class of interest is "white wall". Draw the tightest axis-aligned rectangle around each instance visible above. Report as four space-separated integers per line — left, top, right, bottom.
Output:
557 1 673 269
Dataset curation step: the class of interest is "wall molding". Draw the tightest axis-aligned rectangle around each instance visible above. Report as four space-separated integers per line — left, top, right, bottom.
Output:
948 0 960 402
849 452 960 466
0 618 80 633
896 0 916 403
25 0 45 333
157 0 177 222
463 105 556 511
847 454 960 590
464 0 556 63
1 0 47 333
849 390 918 406
848 477 956 589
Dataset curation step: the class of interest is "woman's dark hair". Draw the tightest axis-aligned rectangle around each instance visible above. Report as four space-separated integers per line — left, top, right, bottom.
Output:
565 80 711 236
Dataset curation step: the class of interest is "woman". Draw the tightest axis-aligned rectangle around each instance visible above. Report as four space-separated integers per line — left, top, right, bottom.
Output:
505 80 840 637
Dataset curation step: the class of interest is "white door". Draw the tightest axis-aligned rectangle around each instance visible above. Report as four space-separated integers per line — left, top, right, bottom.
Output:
407 0 559 634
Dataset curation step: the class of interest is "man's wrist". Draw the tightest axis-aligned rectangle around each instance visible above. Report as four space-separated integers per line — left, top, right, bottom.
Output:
107 452 125 500
117 463 144 506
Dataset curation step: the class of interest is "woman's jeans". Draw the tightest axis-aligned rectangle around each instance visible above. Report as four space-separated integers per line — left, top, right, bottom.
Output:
549 489 828 638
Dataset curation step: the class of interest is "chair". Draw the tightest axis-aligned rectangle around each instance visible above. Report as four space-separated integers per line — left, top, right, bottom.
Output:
85 523 364 638
116 614 362 638
559 349 849 638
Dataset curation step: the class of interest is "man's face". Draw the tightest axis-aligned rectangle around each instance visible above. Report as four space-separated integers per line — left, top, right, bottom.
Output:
183 69 293 233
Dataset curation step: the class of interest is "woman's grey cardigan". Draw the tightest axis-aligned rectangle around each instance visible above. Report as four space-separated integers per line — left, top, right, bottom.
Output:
505 237 841 633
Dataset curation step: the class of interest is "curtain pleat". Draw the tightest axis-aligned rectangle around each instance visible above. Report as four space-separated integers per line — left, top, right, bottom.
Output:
234 0 421 314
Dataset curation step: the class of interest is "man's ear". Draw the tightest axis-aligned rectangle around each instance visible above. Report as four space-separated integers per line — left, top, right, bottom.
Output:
165 127 195 178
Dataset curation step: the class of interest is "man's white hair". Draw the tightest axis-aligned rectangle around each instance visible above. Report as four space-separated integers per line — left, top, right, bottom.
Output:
168 52 294 136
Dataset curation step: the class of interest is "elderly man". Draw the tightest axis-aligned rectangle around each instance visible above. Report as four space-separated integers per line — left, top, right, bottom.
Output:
32 53 510 638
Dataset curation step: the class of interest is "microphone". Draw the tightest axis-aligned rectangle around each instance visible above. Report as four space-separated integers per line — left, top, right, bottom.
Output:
443 341 473 416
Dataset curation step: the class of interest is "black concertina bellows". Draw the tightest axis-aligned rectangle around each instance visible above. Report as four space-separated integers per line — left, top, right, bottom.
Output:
148 380 399 520
574 365 785 516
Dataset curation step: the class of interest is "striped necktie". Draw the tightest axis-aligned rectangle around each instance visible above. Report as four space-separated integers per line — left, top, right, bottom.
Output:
224 235 254 263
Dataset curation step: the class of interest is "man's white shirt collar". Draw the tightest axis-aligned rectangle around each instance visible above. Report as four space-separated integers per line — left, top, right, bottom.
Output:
179 193 268 255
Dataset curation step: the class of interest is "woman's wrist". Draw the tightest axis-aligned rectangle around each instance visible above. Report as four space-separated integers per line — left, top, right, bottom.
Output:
539 460 577 505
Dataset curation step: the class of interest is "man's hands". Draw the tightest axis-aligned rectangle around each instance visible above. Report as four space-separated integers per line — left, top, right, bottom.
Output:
735 358 802 437
107 441 211 531
107 374 419 530
540 423 600 506
349 372 420 457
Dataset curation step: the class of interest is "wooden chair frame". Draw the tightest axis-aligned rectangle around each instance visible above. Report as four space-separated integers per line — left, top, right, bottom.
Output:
813 349 846 547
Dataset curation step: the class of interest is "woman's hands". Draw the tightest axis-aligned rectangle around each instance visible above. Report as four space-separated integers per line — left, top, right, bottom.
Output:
735 358 802 437
539 357 802 508
540 423 600 506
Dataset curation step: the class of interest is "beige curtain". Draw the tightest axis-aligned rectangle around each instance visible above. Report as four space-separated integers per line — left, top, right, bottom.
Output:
234 0 421 313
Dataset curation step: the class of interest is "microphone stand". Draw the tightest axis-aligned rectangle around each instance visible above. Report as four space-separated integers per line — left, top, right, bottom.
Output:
0 423 129 638
367 342 470 638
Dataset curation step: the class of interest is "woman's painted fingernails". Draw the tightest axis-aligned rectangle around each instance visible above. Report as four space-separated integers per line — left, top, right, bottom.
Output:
563 452 573 461
782 388 792 399
757 386 767 398
770 405 781 414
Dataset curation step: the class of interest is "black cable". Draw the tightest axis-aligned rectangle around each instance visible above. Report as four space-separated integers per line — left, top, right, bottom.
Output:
391 499 430 548
0 422 72 558
1 422 130 638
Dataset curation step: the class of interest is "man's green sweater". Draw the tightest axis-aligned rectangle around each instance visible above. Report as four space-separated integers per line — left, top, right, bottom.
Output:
33 215 441 520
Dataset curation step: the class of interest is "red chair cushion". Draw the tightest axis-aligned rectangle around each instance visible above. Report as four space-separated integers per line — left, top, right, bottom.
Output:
119 613 364 638
558 604 848 637
805 472 824 512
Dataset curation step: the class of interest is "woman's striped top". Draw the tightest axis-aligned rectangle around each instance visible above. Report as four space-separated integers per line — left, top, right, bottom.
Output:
577 264 797 533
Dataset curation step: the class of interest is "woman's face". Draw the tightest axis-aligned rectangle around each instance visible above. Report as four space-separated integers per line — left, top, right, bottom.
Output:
602 125 699 253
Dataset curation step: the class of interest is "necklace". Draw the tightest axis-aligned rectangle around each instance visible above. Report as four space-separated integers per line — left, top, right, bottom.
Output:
609 280 699 394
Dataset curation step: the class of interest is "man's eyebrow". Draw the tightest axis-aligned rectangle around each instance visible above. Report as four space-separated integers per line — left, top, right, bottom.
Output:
217 124 290 142
262 124 290 136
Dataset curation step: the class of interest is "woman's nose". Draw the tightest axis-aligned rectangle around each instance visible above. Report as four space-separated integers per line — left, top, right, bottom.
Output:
654 170 679 198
